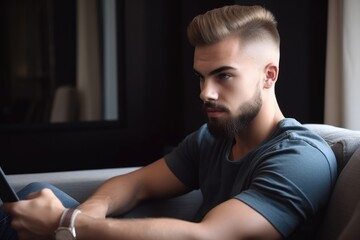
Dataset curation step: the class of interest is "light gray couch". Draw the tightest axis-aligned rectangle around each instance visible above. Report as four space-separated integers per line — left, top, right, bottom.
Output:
7 124 360 239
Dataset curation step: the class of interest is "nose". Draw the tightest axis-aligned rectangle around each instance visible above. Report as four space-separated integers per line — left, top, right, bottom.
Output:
200 79 218 102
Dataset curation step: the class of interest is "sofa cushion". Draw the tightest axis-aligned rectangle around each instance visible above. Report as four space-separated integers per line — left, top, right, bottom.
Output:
316 146 360 240
338 202 360 240
8 167 140 202
305 124 360 173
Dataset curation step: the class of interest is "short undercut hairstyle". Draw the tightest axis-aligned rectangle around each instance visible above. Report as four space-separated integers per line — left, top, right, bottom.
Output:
187 5 280 49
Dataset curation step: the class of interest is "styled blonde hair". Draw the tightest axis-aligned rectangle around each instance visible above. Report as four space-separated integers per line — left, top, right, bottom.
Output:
187 5 280 49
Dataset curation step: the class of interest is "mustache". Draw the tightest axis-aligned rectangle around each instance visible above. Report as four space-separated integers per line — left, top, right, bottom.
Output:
202 101 229 112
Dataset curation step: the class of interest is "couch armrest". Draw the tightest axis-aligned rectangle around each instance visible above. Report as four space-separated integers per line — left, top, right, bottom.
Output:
8 167 139 202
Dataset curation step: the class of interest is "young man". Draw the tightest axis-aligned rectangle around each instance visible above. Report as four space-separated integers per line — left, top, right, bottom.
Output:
2 4 337 240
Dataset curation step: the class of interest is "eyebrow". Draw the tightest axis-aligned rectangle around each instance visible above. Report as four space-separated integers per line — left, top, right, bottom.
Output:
193 66 237 78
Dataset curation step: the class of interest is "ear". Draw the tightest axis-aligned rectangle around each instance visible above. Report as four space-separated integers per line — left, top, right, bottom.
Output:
263 63 279 89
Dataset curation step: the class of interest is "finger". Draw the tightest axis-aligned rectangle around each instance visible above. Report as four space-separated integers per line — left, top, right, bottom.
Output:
26 188 54 200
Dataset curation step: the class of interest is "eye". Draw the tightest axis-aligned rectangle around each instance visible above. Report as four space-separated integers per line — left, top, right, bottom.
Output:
217 73 232 81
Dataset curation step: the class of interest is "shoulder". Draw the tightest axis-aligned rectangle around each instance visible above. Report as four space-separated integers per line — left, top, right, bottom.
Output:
264 118 337 180
273 119 336 163
235 120 337 237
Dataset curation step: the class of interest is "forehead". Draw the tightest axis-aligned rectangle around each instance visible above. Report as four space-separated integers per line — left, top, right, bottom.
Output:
193 36 252 73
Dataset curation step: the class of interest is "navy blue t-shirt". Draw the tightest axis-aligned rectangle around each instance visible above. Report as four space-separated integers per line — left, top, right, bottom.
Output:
165 118 337 238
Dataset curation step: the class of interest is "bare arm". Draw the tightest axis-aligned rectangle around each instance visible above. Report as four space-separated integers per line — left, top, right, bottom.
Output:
78 158 190 218
4 158 282 240
75 198 282 240
75 158 282 239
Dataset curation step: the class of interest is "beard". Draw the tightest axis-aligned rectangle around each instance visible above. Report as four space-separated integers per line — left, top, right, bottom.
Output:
204 88 262 139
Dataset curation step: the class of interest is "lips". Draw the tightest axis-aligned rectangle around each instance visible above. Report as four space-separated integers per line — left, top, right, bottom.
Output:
206 108 223 113
203 102 228 116
204 107 226 118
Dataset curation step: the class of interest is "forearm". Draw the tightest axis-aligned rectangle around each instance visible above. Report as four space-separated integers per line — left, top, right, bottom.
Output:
75 214 207 240
79 173 145 217
79 159 189 218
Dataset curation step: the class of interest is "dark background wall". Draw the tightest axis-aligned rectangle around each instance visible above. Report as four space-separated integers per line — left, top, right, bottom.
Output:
0 0 328 174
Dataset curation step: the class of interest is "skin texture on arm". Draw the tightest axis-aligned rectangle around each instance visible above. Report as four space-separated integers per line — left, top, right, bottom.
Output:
77 158 191 218
74 198 282 240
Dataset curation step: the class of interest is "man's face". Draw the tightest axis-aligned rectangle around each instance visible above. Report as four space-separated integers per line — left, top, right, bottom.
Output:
193 36 265 138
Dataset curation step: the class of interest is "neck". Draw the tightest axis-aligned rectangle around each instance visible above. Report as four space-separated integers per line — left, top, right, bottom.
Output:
231 105 284 161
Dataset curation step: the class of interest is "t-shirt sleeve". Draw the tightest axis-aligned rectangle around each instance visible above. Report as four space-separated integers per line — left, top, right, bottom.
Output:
235 140 336 237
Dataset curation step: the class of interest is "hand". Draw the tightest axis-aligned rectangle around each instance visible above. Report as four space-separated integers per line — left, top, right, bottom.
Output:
3 188 65 240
